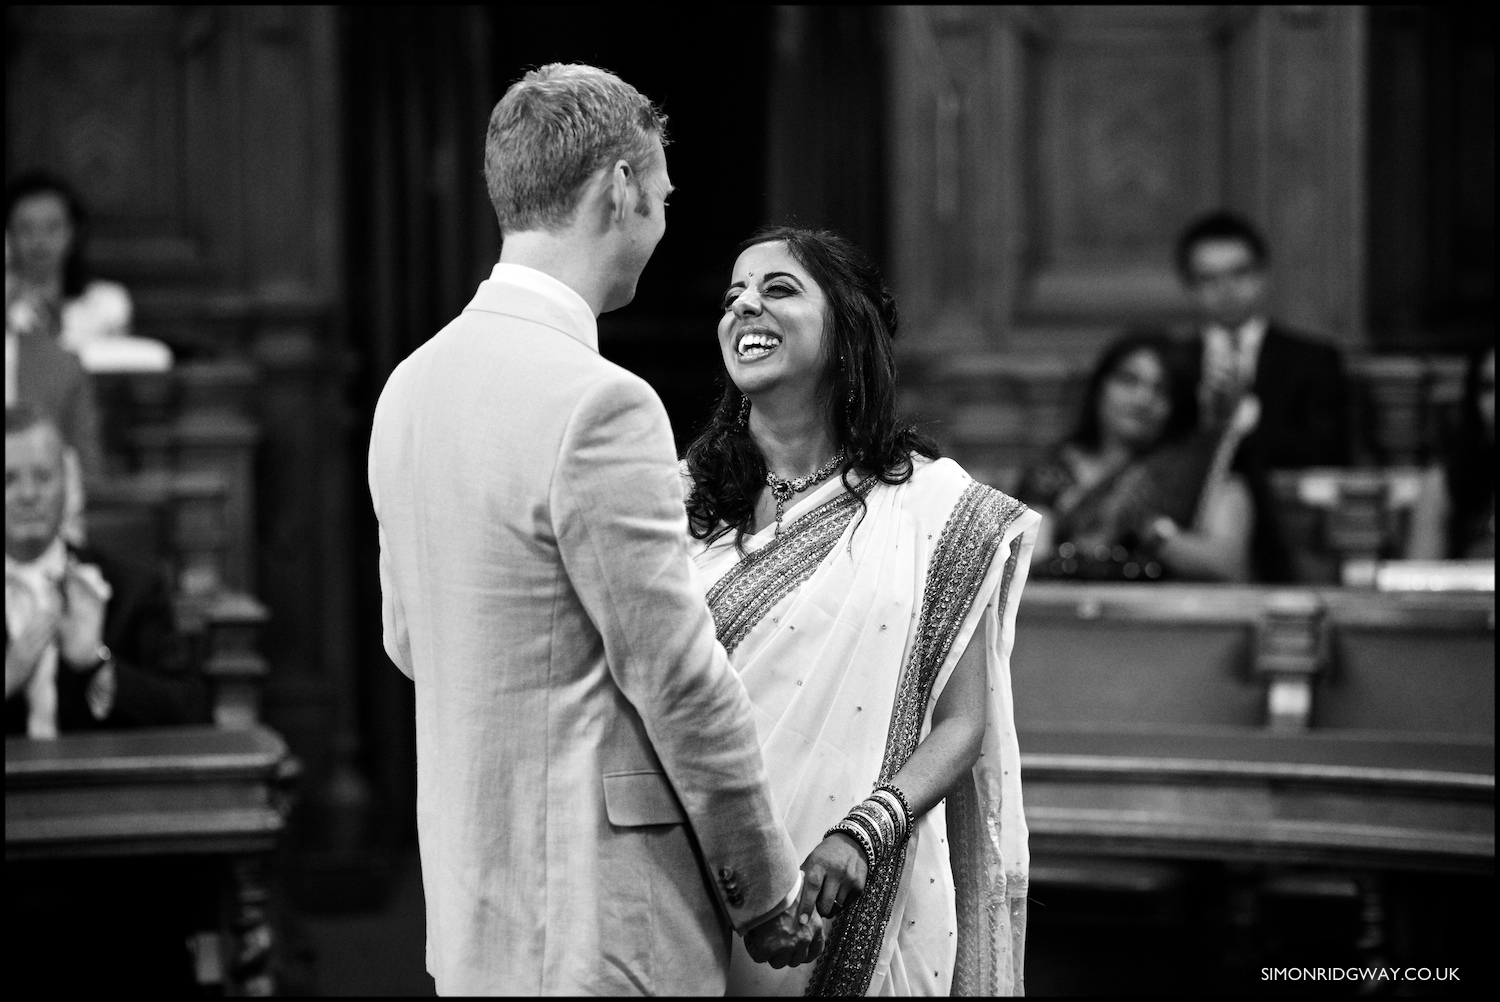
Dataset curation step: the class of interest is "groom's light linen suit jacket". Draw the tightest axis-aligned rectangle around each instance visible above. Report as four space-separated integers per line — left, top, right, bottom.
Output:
369 264 799 996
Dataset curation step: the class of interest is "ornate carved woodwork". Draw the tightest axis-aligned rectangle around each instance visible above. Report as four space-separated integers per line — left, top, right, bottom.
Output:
885 6 1366 358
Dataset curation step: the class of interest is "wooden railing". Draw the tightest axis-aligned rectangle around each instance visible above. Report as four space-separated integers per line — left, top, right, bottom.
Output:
1013 581 1495 934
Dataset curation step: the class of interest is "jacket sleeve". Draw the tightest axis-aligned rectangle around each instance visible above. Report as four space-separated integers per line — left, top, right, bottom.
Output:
1292 342 1352 467
368 421 414 680
551 373 800 931
377 521 414 680
56 558 208 729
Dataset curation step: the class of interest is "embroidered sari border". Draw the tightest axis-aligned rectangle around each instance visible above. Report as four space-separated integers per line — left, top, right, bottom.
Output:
951 534 1025 997
808 482 1027 996
706 478 874 657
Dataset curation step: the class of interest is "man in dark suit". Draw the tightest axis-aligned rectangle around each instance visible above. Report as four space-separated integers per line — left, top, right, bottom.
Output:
1175 213 1353 581
1176 211 1352 469
5 403 205 735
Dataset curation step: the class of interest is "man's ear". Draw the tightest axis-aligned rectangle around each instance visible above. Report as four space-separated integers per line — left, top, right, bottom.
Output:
605 159 633 227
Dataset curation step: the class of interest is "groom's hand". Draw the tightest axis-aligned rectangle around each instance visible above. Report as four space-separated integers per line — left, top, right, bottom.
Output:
744 897 824 969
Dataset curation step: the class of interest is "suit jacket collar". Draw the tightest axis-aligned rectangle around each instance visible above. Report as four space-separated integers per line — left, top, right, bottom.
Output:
466 263 599 352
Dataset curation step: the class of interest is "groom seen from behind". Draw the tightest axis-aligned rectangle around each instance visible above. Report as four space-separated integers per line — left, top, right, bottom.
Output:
368 64 819 995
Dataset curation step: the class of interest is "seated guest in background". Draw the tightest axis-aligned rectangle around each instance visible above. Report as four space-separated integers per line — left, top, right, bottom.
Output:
5 232 104 482
1177 211 1352 581
8 173 139 354
5 405 206 737
1018 330 1255 582
1407 345 1495 560
1177 210 1351 470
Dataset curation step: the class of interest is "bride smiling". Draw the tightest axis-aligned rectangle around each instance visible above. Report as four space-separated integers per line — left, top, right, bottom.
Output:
682 225 1039 996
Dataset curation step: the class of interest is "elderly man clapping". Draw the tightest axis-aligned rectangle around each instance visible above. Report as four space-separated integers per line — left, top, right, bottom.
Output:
5 404 205 736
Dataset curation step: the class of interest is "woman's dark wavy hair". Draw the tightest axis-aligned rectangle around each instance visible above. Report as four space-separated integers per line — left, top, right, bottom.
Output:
684 224 940 545
1443 343 1495 557
1066 328 1198 452
5 172 91 298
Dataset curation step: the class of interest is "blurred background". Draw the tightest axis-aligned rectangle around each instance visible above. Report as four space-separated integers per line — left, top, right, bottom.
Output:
5 5 1492 996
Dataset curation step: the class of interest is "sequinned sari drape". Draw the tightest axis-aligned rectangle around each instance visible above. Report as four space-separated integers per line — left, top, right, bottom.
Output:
690 457 1037 996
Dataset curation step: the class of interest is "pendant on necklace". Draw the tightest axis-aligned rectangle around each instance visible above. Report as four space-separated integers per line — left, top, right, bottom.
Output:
766 447 847 532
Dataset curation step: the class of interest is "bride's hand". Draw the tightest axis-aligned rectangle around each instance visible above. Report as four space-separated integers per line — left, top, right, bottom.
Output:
800 832 868 919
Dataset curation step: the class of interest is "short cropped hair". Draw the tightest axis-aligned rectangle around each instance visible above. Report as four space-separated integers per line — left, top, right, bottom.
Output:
484 63 669 234
1175 211 1268 281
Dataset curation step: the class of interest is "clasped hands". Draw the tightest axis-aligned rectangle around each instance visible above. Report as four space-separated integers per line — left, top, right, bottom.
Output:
741 831 869 969
4 565 108 699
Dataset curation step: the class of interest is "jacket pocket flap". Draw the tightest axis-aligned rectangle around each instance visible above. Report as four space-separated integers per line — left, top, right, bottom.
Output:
602 771 687 827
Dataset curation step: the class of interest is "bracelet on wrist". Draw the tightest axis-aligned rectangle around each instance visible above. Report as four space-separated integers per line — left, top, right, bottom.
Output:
826 819 877 869
850 801 895 855
873 783 913 833
867 789 908 842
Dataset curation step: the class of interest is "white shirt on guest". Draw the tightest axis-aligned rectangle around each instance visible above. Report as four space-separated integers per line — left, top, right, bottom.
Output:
1202 314 1268 388
59 280 173 374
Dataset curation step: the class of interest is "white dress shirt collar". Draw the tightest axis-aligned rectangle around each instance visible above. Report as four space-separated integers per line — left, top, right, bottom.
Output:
471 262 600 352
1203 315 1269 385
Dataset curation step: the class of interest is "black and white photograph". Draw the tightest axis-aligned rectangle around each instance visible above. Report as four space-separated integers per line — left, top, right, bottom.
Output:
5 5 1493 996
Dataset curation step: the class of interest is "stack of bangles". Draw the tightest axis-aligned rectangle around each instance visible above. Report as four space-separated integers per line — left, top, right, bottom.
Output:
824 783 913 871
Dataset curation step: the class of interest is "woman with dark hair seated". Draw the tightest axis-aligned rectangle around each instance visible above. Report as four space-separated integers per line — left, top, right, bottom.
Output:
683 225 1035 995
5 171 171 372
1018 330 1255 582
1407 345 1495 560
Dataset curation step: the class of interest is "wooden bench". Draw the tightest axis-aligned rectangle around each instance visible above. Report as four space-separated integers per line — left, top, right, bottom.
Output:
87 470 273 729
1020 726 1493 873
1014 582 1495 733
93 361 261 591
1012 581 1495 956
6 726 294 994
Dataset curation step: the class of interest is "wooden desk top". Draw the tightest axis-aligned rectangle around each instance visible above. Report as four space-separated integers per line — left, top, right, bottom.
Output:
1020 725 1494 873
1021 726 1494 791
7 726 291 860
6 726 287 786
1020 581 1496 630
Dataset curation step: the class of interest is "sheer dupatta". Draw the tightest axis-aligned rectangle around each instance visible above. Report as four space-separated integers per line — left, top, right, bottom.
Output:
692 458 1037 996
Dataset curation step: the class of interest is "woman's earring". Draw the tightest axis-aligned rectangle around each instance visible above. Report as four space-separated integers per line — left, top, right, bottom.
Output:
736 394 751 429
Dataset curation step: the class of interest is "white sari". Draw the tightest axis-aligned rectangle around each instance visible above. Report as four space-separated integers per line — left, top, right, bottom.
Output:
689 456 1037 996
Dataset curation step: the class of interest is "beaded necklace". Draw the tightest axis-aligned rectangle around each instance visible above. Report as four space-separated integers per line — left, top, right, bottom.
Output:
765 447 847 530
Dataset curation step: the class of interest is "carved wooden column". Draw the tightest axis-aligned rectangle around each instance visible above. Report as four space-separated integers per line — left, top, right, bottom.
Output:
225 854 277 996
170 361 262 591
1355 355 1428 464
1254 591 1325 730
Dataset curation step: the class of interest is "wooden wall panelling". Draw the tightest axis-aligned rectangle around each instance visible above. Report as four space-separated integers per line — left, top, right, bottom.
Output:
1258 6 1366 347
885 5 1017 356
1024 7 1224 332
766 7 888 263
6 6 236 288
884 6 1368 362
